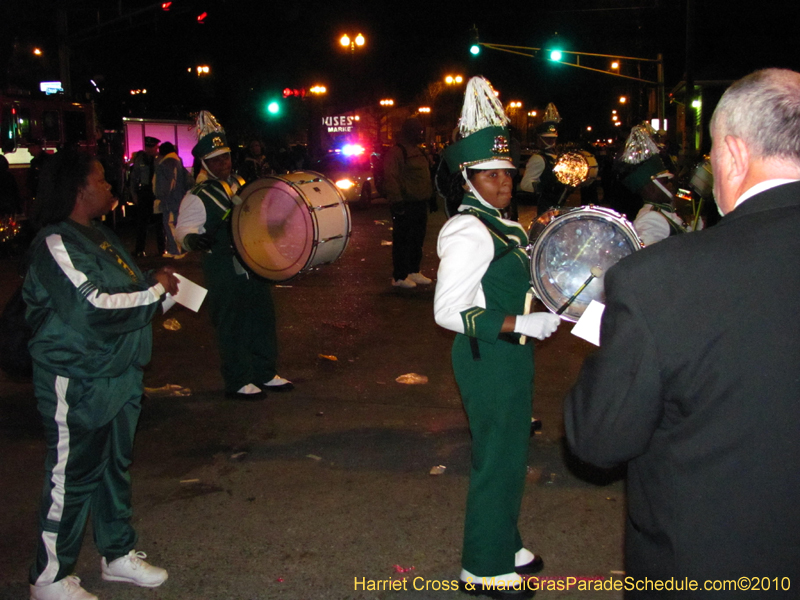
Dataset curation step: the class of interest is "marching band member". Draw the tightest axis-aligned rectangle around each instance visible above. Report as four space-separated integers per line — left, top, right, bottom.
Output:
434 77 560 599
175 112 293 399
621 123 702 245
518 103 564 216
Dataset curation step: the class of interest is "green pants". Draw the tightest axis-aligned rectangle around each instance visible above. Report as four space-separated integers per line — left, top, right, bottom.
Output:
453 334 534 577
30 367 142 585
203 254 278 394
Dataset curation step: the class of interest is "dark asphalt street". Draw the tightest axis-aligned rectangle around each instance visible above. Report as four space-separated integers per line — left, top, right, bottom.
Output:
0 197 625 600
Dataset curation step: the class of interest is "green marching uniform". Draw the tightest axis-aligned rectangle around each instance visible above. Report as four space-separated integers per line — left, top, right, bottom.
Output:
179 179 279 394
435 77 559 590
23 220 165 585
447 197 534 576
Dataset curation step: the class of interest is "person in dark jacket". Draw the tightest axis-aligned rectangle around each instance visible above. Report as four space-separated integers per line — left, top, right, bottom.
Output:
383 117 434 288
154 141 193 257
129 136 162 257
24 150 178 600
564 68 800 595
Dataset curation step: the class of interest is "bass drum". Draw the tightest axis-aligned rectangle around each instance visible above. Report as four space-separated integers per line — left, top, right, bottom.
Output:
553 150 599 188
231 171 351 282
530 206 642 322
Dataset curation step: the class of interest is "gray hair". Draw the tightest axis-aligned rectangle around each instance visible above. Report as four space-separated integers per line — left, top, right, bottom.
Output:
710 68 800 163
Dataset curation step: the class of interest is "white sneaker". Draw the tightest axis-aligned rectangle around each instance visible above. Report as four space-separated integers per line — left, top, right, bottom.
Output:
101 550 168 588
30 576 97 600
407 272 432 285
392 277 416 289
237 384 263 395
263 375 294 391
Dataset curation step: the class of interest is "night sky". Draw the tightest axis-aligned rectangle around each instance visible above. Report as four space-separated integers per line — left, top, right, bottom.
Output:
4 0 800 142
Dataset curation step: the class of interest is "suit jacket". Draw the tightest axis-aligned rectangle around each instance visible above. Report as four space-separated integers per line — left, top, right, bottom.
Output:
564 181 800 591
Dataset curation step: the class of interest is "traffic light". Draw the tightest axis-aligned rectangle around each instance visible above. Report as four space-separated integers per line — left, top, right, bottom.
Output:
197 11 207 24
548 49 563 61
469 25 480 56
265 100 282 117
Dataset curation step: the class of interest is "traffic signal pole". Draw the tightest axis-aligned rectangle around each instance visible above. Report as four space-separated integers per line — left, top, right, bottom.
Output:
476 42 665 123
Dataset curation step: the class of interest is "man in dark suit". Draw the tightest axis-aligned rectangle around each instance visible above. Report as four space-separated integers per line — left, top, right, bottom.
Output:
564 68 800 594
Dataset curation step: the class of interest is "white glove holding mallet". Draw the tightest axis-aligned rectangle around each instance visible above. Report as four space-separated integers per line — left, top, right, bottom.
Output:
514 312 561 340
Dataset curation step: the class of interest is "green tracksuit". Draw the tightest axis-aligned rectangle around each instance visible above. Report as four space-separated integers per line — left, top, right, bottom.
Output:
23 220 164 585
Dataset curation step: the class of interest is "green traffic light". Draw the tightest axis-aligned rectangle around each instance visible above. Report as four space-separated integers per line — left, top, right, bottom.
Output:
549 49 563 61
470 44 481 56
266 101 280 115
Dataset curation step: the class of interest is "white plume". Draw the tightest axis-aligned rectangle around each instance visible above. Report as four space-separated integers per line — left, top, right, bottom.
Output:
458 76 509 138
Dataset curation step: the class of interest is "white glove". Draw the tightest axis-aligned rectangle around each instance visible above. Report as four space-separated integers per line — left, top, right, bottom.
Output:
514 312 561 340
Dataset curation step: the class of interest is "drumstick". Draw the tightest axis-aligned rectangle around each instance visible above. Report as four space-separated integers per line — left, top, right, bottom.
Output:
519 289 534 345
556 266 603 315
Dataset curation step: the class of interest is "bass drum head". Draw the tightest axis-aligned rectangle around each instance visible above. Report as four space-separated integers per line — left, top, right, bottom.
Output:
231 172 350 282
530 206 642 322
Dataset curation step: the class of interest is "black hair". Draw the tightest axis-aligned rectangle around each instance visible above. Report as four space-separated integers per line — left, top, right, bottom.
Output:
158 141 176 156
30 149 95 229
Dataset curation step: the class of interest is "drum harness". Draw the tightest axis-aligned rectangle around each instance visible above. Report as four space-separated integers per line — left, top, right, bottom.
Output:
198 176 248 265
459 208 534 360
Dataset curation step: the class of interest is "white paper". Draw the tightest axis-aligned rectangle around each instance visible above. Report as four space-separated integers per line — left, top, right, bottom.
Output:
570 300 605 346
162 273 208 314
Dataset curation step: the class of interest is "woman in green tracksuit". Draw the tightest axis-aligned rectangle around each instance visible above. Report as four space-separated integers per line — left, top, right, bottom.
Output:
24 151 177 600
434 77 560 599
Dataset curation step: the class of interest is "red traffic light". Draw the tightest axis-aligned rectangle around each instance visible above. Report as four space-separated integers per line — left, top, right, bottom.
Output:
282 88 307 98
197 11 207 23
161 2 171 10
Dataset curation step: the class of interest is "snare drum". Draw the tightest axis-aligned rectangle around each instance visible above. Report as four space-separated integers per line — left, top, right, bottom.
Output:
231 171 351 281
530 206 642 322
527 208 564 246
689 157 713 199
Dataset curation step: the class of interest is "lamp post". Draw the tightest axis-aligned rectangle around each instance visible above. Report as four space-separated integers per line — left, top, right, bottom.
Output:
378 99 394 144
443 75 465 131
308 85 328 159
339 32 366 80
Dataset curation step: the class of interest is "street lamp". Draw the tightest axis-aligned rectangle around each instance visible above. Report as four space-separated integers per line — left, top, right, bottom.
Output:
444 75 463 85
340 33 366 53
619 96 627 104
196 65 210 76
309 85 327 95
418 106 431 113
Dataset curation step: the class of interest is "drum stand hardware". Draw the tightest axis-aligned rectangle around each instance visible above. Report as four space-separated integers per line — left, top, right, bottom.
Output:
312 234 346 246
310 202 346 211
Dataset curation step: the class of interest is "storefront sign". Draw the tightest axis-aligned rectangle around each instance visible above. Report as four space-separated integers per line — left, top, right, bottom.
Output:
323 115 355 133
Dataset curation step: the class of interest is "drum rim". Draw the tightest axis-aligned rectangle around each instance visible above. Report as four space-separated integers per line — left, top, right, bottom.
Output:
530 205 641 322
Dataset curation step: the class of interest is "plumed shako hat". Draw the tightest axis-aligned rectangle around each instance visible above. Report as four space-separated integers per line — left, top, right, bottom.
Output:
192 111 230 160
443 76 514 172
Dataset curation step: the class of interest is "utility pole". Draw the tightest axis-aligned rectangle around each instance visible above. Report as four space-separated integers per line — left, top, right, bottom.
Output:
57 1 72 96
